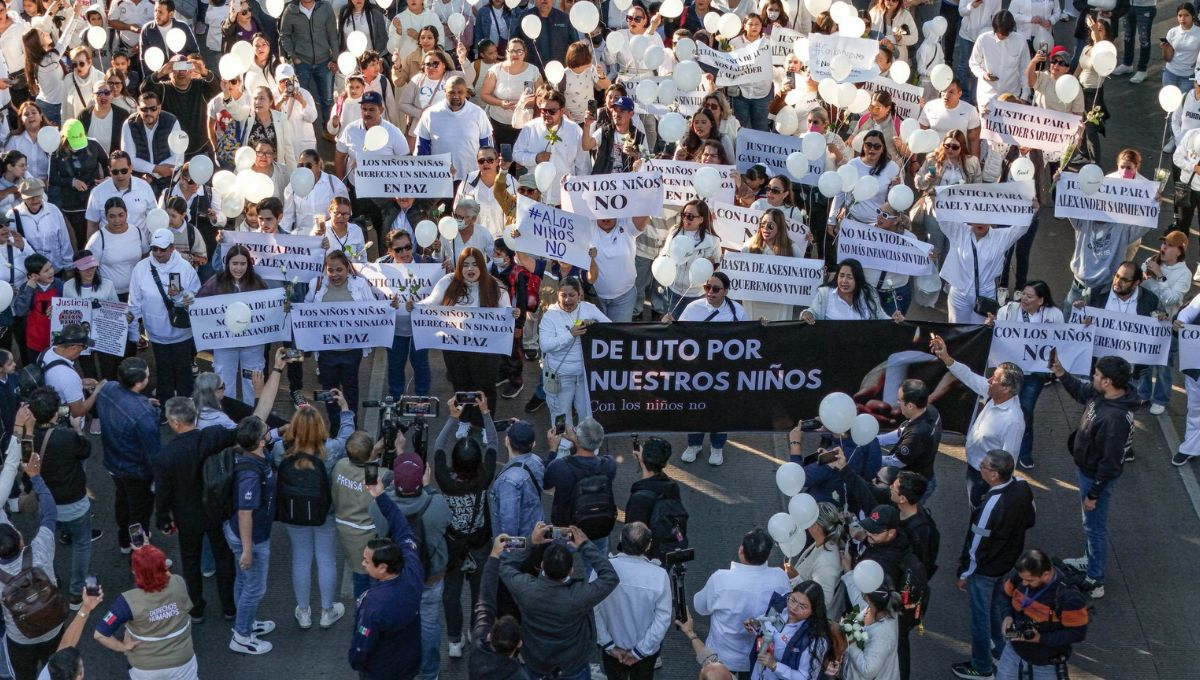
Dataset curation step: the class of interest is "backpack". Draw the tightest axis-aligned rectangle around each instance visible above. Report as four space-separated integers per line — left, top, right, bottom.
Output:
0 549 67 638
507 266 541 313
201 448 263 527
1052 557 1097 615
275 452 332 526
566 457 616 541
404 494 434 577
632 486 689 557
16 350 72 399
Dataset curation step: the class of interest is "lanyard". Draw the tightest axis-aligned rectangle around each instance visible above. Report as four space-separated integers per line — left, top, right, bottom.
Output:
1018 582 1052 611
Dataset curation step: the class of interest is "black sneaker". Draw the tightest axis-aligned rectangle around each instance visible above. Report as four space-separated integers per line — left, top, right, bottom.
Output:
291 390 309 407
1172 452 1193 467
524 395 545 413
90 529 104 543
58 531 70 545
502 384 525 399
522 349 540 361
190 607 206 624
68 595 82 611
1122 449 1135 463
1018 459 1035 470
950 661 994 679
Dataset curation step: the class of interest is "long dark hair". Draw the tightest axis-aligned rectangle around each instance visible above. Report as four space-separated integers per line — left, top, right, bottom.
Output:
680 109 721 159
672 199 714 242
860 130 891 176
70 250 103 289
826 258 879 318
443 247 501 308
788 580 833 677
214 244 267 294
21 29 54 94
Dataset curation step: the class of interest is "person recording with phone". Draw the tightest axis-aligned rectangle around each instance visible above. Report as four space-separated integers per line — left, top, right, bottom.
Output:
468 534 530 678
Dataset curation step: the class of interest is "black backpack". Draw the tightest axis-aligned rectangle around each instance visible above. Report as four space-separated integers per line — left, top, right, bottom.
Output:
16 351 72 399
633 486 689 557
201 448 263 527
1052 557 1097 615
566 457 616 541
276 452 332 526
405 494 434 577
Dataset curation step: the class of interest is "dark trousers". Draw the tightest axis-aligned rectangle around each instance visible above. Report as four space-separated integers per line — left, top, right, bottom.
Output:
600 650 658 679
179 518 237 618
1001 214 1041 291
899 624 912 680
442 546 485 642
113 476 155 549
6 630 62 680
443 350 500 427
500 337 524 388
151 338 196 401
318 349 361 436
940 2 962 61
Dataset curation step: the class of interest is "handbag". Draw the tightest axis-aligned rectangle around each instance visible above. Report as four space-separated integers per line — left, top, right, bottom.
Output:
970 240 999 317
148 265 191 329
541 311 579 394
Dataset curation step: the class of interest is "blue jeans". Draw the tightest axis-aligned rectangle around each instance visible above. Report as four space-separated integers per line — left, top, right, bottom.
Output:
877 283 911 316
1137 338 1175 406
955 37 977 105
418 580 444 680
1121 6 1157 71
732 93 772 132
1077 471 1116 584
1017 375 1046 466
57 513 93 597
38 101 61 126
284 520 338 610
225 526 272 637
1163 69 1194 90
996 642 1061 680
687 432 727 448
294 62 333 125
633 255 668 316
387 334 431 398
596 285 639 323
967 573 1007 674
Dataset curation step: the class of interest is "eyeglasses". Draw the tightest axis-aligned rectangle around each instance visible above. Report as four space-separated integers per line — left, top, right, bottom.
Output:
877 208 896 219
862 141 883 150
943 142 960 150
73 61 88 68
702 283 723 292
786 596 811 608
423 61 443 68
256 150 275 157
139 105 159 112
540 107 561 114
393 244 413 253
111 167 130 175
94 89 111 96
627 14 646 22
300 161 315 169
477 157 496 164
767 187 785 194
507 49 525 55
681 212 700 221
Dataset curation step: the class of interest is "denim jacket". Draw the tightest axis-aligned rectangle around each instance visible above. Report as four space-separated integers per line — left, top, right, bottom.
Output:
94 382 160 479
488 453 545 538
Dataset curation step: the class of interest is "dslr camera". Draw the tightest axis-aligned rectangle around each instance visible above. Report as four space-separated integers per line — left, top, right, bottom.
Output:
1005 618 1039 641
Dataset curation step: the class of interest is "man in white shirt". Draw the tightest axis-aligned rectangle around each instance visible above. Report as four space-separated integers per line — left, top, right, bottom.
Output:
0 219 32 291
593 522 672 676
85 151 157 237
9 179 73 273
38 325 103 425
513 89 582 206
917 79 982 155
282 149 350 234
128 229 200 399
414 75 494 183
968 11 1030 107
590 216 646 322
120 90 184 195
692 529 789 677
334 90 410 243
929 333 1024 508
108 0 155 51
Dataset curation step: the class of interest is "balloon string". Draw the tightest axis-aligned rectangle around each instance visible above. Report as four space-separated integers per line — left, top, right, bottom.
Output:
1158 113 1171 175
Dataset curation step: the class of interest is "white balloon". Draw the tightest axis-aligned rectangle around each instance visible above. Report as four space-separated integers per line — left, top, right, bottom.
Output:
1093 40 1117 57
817 171 842 198
908 128 940 154
534 162 557 193
850 413 881 446
447 12 467 36
438 216 459 240
837 82 858 109
788 493 819 530
505 0 520 7
0 281 12 314
225 302 252 334
702 11 721 35
145 208 169 232
643 45 666 70
670 60 700 93
887 184 914 212
837 163 859 193
143 47 165 72
657 112 688 144
1009 156 1036 182
717 13 743 40
605 30 626 56
569 2 600 33
850 130 867 153
660 0 684 18
337 52 358 76
265 0 285 17
1055 75 1081 103
829 1 856 23
290 166 316 198
786 152 808 179
776 462 807 496
629 35 650 63
543 60 566 85
364 125 390 152
767 512 799 544
792 36 810 61
415 220 438 248
239 171 273 203
849 89 872 114
776 107 799 135
1160 85 1184 113
187 155 213 186
221 195 244 220
651 255 677 287
853 560 885 593
830 54 852 82
693 166 722 198
688 258 714 287
219 53 247 80
634 79 657 105
230 41 255 71
347 31 370 57
898 118 920 144
1078 164 1104 195
168 130 189 156
657 80 678 105
668 234 692 263
928 15 947 38
675 37 696 62
818 392 856 434
165 27 186 53
521 14 542 40
852 175 879 203
86 26 107 50
802 132 826 161
890 61 911 85
36 127 60 153
779 533 808 558
234 146 256 171
1091 49 1117 77
805 0 832 14
817 77 839 105
839 17 866 38
212 170 237 195
930 63 953 92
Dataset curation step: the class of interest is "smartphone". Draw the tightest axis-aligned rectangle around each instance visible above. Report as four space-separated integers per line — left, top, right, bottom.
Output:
284 348 304 360
59 54 73 72
455 391 478 405
500 143 513 163
587 100 598 116
551 527 572 541
19 437 32 463
523 80 533 95
1161 37 1170 44
129 523 146 550
505 536 527 550
631 433 640 452
364 461 379 486
241 368 254 379
554 414 567 435
84 575 100 597
313 390 336 403
817 447 841 464
168 272 181 289
1048 347 1058 370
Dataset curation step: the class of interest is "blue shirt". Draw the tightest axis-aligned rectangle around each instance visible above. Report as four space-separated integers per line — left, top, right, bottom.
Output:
94 383 161 479
226 454 276 544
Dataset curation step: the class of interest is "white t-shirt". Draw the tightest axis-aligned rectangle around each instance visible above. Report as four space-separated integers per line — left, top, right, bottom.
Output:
336 120 410 184
679 296 747 322
108 0 155 48
41 347 83 405
203 4 230 52
84 225 148 295
918 99 981 137
413 101 495 181
84 177 157 232
85 108 116 154
590 221 639 299
563 67 598 123
1167 25 1200 77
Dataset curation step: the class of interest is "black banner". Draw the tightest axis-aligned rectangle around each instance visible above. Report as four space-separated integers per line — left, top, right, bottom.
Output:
582 321 991 434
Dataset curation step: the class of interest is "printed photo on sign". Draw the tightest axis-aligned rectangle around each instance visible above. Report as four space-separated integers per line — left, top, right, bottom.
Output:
187 289 291 351
981 99 1080 153
696 39 773 87
354 153 453 199
513 196 592 269
561 171 665 220
642 159 736 207
988 321 1093 375
220 230 325 281
720 251 824 306
411 305 515 355
734 129 822 185
864 77 923 121
934 183 1036 227
1073 306 1171 366
49 298 92 334
836 219 935 276
357 262 442 301
807 34 880 83
711 202 809 252
90 301 130 357
291 301 397 351
1053 172 1161 229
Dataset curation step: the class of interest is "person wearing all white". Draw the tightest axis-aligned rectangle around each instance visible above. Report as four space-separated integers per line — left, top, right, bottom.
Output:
438 199 493 270
275 65 320 155
802 267 893 322
590 217 646 323
84 199 150 297
955 0 1003 104
1173 294 1200 465
828 144 902 223
968 19 1030 107
281 150 350 234
413 75 495 182
512 90 582 206
1010 0 1060 54
913 18 945 101
1162 6 1200 90
29 15 80 120
657 209 721 313
84 171 156 235
321 199 369 263
538 278 609 431
840 592 901 680
938 218 1032 323
61 52 106 122
333 93 410 189
128 229 200 398
453 149 516 238
868 0 919 63
10 181 73 272
918 83 981 153
386 1 444 58
1140 233 1191 416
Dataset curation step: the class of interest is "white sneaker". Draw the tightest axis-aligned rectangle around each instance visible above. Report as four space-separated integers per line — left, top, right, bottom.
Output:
1062 556 1088 570
230 632 273 655
252 620 276 636
1194 265 1200 283
1130 71 1147 83
1150 403 1166 415
1111 64 1134 76
294 606 312 630
708 447 724 466
320 602 345 628
448 639 467 658
680 445 701 463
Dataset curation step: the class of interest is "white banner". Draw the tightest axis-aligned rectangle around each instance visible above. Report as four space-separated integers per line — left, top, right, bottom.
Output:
981 99 1080 153
863 77 923 121
357 262 442 302
90 301 129 357
1053 173 1161 229
720 251 824 306
836 219 935 276
561 171 665 219
988 321 1094 374
411 305 515 354
770 27 803 66
642 159 736 207
1076 306 1171 365
696 39 773 87
1181 325 1200 373
808 34 880 83
220 230 325 282
711 202 809 252
934 182 1036 227
49 298 92 335
354 153 454 198
513 196 592 269
187 289 291 351
734 128 823 185
291 301 397 351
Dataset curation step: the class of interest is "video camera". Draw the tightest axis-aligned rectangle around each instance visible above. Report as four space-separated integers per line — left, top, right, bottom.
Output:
666 548 695 622
361 396 439 467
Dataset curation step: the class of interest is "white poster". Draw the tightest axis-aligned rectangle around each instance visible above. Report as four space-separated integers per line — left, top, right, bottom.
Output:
696 39 774 87
90 301 129 357
734 128 822 185
808 34 880 83
354 153 454 198
836 220 935 276
291 301 397 351
187 289 291 351
513 196 592 269
357 262 442 302
561 171 665 219
411 305 515 354
711 202 808 252
863 77 924 121
49 298 92 335
981 99 1081 153
770 27 803 66
220 230 325 282
642 159 736 207
988 321 1094 374
720 251 824 306
1076 306 1171 365
1053 173 1162 229
934 182 1036 227
1180 325 1200 373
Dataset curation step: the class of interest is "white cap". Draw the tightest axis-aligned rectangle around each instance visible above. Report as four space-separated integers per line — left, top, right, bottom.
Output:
150 228 173 250
275 63 295 81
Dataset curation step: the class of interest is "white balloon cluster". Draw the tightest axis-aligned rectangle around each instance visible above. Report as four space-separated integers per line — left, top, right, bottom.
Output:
769 462 819 556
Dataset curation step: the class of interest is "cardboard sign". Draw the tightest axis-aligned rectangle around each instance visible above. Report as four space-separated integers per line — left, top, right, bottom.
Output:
836 219 935 276
696 39 774 87
1075 306 1171 365
291 301 397 351
981 99 1081 153
188 289 291 351
513 196 593 269
220 230 325 282
642 160 736 207
934 182 1036 227
357 262 442 301
1053 173 1162 229
989 321 1093 374
864 77 923 120
734 128 822 185
808 34 880 83
561 171 666 219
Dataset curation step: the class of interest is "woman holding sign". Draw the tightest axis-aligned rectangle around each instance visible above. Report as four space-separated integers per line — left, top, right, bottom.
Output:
994 280 1063 469
828 131 901 234
197 245 270 404
741 209 804 322
914 129 981 257
538 277 609 431
659 199 721 317
64 250 120 388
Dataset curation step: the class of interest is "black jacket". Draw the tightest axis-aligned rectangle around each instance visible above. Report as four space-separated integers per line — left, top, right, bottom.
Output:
857 530 928 629
153 425 237 531
957 478 1036 579
1059 371 1138 499
34 425 90 506
838 466 939 580
78 106 130 157
1085 285 1159 317
468 556 534 679
890 405 942 482
48 141 109 212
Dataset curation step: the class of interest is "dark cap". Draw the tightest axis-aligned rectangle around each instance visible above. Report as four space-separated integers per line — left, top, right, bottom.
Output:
392 452 424 494
612 96 635 112
53 323 94 348
506 420 535 451
360 91 384 107
859 505 900 534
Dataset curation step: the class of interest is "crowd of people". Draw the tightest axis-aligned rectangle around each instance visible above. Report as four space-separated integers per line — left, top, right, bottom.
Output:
0 0 1188 678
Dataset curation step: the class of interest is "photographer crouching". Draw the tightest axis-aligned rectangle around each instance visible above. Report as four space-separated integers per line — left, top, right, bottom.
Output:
997 549 1089 680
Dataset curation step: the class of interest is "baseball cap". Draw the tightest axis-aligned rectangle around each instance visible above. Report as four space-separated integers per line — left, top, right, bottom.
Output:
53 323 94 348
612 96 634 112
1047 45 1069 62
392 452 425 494
1162 231 1188 250
63 119 88 151
360 91 384 107
275 63 295 81
505 420 536 451
18 178 43 199
72 250 98 270
150 228 174 250
517 173 538 190
859 505 900 534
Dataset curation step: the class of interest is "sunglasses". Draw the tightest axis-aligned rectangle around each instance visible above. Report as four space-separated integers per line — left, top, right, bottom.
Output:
767 187 785 194
702 284 724 292
139 105 159 112
540 107 561 114
943 142 960 150
423 62 443 68
239 9 250 14
106 80 121 87
862 141 883 150
94 89 111 96
393 244 413 253
477 157 497 164
300 161 316 169
681 212 700 221
876 208 896 219
111 167 130 175
705 103 720 109
1050 59 1068 66
627 14 646 22
74 61 88 68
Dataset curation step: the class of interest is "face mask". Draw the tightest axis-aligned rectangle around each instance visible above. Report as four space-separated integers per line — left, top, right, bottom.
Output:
766 9 779 20
808 124 821 132
456 218 467 230
1122 169 1135 179
491 257 508 270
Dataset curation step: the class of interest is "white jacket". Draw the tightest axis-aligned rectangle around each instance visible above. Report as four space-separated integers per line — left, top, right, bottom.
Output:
1173 90 1200 147
238 109 296 171
538 302 609 377
593 553 673 661
1009 0 1060 50
805 286 890 321
789 542 842 608
958 0 1002 42
1141 260 1191 315
996 302 1065 323
128 251 199 344
938 220 1031 296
